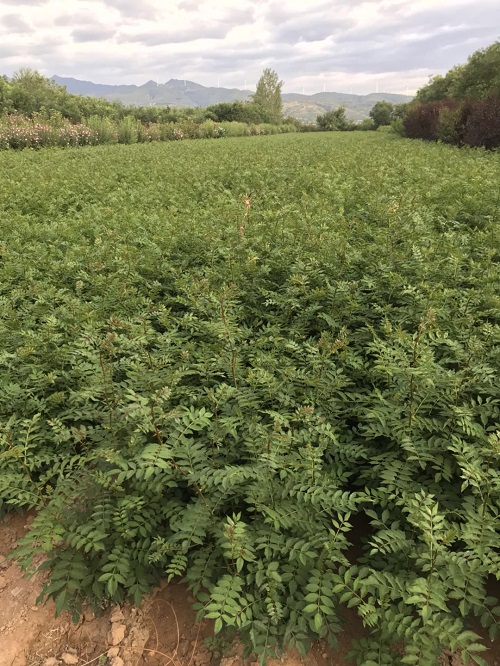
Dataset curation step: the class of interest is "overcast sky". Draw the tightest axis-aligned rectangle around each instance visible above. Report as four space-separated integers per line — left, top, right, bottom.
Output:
0 0 498 95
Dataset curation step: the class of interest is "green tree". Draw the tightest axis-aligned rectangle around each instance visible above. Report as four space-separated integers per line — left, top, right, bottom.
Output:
450 41 500 99
10 69 66 116
0 76 13 115
205 101 265 124
316 106 351 131
356 118 376 131
415 66 465 102
252 68 283 124
392 102 409 118
369 101 394 128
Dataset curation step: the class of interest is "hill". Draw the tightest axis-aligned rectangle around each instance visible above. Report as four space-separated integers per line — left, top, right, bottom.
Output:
51 75 412 122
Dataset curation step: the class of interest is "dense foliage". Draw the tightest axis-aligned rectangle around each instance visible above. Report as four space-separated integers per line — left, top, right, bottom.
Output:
0 69 310 149
1 133 499 665
404 40 500 149
316 107 353 131
368 102 408 129
415 41 500 103
0 69 275 126
403 96 500 149
0 110 300 150
251 69 284 125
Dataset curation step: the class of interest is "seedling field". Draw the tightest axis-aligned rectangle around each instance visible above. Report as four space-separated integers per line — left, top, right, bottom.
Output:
0 133 499 665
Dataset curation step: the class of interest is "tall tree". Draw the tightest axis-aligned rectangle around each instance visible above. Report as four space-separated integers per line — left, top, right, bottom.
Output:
252 68 283 124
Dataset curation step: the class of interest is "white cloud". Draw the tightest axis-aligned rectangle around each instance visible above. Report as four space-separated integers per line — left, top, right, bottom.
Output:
0 0 497 94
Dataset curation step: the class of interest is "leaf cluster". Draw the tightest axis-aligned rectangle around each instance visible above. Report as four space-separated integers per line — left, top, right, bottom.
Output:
0 133 499 663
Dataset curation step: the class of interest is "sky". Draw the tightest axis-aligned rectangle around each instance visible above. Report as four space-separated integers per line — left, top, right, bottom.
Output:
0 0 498 96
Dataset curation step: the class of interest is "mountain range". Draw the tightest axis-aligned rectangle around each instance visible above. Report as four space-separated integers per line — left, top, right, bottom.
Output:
51 75 413 123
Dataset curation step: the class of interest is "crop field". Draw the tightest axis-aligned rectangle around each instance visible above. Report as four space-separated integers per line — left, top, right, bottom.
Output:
0 133 499 665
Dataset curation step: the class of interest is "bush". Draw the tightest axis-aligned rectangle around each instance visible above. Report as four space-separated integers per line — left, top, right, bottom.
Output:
463 95 500 149
86 115 118 144
0 114 97 149
436 107 462 144
317 107 352 131
198 120 225 139
402 95 500 149
220 121 248 138
117 116 138 144
390 117 405 137
2 134 499 663
356 119 376 131
404 100 459 141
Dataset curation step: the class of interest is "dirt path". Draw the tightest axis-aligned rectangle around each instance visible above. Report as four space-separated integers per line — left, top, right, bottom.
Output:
0 513 498 666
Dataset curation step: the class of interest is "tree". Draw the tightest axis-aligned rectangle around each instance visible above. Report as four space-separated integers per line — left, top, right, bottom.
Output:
450 41 500 100
252 68 283 124
414 41 500 103
205 101 264 124
369 101 394 128
393 103 409 119
356 118 376 131
10 69 65 116
415 66 464 103
317 107 351 131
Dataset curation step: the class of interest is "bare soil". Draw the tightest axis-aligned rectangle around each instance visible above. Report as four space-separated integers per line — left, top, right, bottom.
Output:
0 513 498 666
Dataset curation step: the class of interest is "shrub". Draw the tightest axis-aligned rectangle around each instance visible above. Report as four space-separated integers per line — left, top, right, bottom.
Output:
178 120 201 140
390 117 405 137
198 120 225 139
86 115 118 144
316 107 351 131
117 116 138 144
403 100 458 141
356 119 376 131
2 134 499 663
436 107 462 144
402 95 500 149
220 121 249 138
463 95 500 149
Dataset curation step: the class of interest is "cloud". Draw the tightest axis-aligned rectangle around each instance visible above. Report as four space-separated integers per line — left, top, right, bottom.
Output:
332 1 499 73
103 0 158 19
119 24 231 46
54 13 97 26
0 0 498 95
72 26 116 42
0 0 45 4
1 14 33 33
273 15 355 44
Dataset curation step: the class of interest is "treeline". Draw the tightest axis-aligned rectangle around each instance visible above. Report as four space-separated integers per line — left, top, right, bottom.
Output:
402 41 500 149
316 40 500 149
0 69 314 150
0 69 303 126
315 102 408 133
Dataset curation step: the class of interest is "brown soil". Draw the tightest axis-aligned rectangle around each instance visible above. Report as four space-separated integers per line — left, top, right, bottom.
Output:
0 513 498 666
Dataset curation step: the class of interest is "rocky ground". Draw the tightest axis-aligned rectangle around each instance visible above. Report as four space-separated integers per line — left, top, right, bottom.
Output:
0 512 498 666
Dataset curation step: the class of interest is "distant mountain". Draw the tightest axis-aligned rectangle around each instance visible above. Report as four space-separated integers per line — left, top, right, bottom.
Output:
51 76 251 108
51 75 412 122
282 91 413 123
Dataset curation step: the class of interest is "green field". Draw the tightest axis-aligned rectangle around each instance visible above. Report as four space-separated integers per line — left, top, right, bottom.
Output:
1 133 499 664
